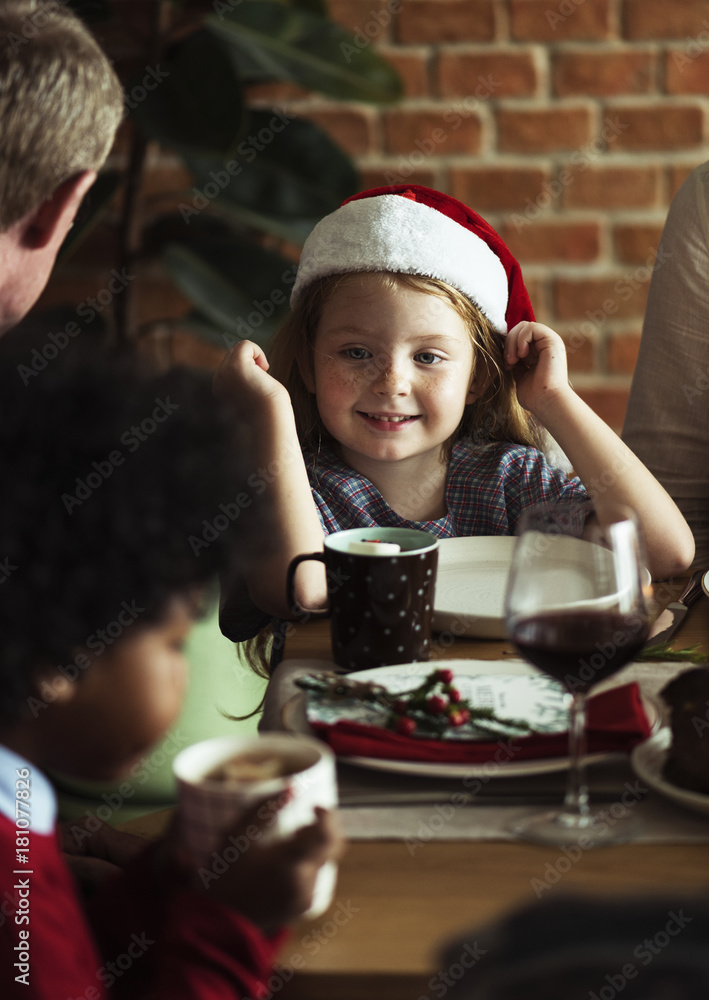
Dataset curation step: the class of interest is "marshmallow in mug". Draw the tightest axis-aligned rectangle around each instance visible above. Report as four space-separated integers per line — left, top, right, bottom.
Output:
347 539 401 555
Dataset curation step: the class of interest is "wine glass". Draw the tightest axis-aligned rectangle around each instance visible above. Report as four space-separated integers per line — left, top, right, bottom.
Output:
504 501 650 846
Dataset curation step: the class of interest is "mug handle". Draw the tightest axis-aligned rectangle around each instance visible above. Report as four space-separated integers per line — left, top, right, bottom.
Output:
286 552 330 620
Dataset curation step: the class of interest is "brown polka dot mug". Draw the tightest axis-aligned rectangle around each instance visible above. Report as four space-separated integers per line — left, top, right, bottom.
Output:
287 527 439 672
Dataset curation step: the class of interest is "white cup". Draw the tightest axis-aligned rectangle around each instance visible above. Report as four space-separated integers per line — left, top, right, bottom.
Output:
172 733 338 918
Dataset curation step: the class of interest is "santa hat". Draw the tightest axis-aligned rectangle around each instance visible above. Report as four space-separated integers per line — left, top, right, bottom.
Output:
290 184 534 333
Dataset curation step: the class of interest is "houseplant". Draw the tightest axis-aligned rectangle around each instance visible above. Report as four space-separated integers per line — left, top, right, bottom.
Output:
61 0 401 350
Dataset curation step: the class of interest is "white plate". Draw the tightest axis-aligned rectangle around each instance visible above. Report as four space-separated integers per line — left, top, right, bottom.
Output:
432 536 651 640
631 729 709 817
432 537 516 639
284 661 658 779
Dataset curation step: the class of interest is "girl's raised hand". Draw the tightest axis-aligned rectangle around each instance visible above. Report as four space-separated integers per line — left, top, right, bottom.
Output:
504 321 571 414
213 339 290 418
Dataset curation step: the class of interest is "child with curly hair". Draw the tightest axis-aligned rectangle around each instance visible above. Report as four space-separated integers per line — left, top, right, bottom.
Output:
215 186 693 659
0 343 340 999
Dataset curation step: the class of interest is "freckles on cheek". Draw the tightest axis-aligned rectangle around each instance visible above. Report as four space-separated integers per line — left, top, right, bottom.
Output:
428 371 470 404
318 364 364 394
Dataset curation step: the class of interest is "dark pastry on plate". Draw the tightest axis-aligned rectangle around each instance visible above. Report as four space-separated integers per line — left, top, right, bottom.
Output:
661 666 709 794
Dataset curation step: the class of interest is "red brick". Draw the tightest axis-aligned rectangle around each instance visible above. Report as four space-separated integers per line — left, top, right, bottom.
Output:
574 386 629 431
246 82 309 103
501 221 601 263
560 329 597 373
450 166 552 212
610 103 705 150
397 1 496 43
169 330 225 372
510 0 613 42
624 0 709 41
140 163 194 202
36 275 114 312
665 48 709 94
497 106 594 153
607 332 642 375
135 278 192 327
382 108 482 156
329 0 397 39
523 275 549 318
304 108 377 156
613 224 664 264
379 48 430 98
563 165 663 209
437 50 539 99
554 277 649 322
553 49 656 96
359 165 440 189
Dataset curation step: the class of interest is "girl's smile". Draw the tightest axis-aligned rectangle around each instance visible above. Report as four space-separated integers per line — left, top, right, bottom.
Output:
358 412 421 431
305 274 481 487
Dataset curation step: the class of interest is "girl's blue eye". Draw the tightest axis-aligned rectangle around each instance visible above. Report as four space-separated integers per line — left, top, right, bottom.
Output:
415 352 442 365
344 347 371 361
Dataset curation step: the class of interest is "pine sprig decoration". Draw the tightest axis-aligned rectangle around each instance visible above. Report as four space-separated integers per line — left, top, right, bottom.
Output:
636 642 706 663
386 667 533 738
297 668 534 739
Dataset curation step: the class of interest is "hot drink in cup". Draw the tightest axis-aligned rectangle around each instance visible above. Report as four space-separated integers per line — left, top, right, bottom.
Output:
287 526 439 671
173 733 338 918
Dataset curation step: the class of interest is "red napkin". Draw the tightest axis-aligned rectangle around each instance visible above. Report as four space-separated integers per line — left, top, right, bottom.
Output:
309 683 653 763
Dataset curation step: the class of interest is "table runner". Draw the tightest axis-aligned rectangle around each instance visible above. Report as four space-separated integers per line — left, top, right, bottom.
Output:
260 657 709 844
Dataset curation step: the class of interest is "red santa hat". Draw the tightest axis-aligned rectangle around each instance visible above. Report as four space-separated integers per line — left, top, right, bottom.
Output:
290 184 534 333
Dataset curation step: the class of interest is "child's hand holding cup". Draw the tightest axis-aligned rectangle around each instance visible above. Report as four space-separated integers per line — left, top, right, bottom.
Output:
172 733 339 919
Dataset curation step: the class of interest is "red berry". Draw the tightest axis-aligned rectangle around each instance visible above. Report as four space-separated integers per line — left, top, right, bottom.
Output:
395 716 417 736
426 695 448 715
393 699 409 715
448 687 462 703
449 708 470 727
434 668 454 685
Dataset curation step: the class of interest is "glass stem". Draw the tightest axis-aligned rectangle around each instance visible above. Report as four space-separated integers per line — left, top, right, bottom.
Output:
563 691 590 818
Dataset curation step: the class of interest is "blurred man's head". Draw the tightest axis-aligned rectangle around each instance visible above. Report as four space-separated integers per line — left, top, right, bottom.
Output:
0 1 124 334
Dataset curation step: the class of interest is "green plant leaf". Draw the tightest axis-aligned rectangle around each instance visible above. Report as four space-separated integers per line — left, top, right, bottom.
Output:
207 1 402 103
129 29 245 158
58 171 123 263
636 642 706 663
163 239 292 344
177 313 240 350
184 113 357 224
212 199 316 244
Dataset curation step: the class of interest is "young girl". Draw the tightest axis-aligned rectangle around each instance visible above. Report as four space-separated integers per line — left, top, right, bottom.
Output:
216 185 694 653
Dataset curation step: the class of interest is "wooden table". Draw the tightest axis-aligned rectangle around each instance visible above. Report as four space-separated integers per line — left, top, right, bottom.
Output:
271 579 709 1000
120 580 709 1000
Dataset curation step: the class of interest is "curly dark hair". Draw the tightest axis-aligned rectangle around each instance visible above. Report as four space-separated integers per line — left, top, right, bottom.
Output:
0 339 244 723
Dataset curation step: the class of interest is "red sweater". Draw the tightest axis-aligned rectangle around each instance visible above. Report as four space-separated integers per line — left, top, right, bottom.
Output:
0 813 287 999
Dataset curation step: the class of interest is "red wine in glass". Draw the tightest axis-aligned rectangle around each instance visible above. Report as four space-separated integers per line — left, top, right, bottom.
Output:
504 501 650 847
510 610 648 693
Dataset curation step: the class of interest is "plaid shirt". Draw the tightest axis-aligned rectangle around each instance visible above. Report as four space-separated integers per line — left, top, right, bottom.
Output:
307 440 587 539
229 440 586 647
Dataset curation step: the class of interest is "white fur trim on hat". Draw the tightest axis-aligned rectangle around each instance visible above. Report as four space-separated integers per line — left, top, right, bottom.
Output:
291 195 510 332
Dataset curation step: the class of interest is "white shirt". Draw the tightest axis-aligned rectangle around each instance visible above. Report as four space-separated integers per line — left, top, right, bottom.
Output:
0 743 56 833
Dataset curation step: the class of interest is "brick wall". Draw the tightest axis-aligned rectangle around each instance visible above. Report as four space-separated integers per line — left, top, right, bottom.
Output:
43 0 709 431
